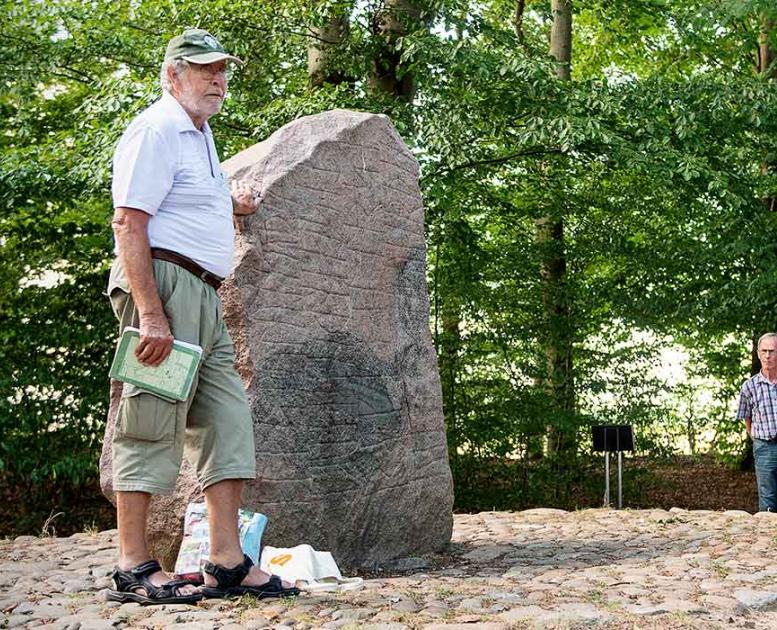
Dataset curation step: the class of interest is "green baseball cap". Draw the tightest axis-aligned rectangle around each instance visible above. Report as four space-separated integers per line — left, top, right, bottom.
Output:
165 28 243 65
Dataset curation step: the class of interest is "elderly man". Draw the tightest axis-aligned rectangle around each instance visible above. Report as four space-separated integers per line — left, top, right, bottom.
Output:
106 29 298 604
737 332 777 512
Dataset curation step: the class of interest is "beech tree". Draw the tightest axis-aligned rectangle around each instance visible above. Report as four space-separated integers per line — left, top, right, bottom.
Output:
537 0 575 456
3 0 777 510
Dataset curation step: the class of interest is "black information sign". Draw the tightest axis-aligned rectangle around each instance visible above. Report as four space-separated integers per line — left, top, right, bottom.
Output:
592 425 634 453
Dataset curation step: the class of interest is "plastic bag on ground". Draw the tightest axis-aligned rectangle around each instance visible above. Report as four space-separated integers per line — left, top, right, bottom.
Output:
260 544 364 592
174 502 268 582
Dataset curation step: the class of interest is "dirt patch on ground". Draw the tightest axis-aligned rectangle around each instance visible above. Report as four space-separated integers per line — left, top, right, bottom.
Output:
629 455 759 512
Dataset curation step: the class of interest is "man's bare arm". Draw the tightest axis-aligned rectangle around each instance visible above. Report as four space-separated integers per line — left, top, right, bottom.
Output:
745 417 752 437
111 207 173 367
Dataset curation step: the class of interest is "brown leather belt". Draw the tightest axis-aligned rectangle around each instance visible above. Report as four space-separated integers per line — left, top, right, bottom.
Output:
150 248 224 291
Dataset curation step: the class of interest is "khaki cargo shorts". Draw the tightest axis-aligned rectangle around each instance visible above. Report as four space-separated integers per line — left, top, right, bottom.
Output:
107 258 256 495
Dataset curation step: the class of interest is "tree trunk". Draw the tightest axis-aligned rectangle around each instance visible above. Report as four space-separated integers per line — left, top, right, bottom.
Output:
513 0 526 44
537 0 575 457
759 16 775 79
549 0 572 80
759 15 775 211
369 0 424 100
308 11 350 88
740 334 760 471
439 303 462 466
536 215 575 455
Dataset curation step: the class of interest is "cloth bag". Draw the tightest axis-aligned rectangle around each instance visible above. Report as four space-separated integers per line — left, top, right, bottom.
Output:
174 502 268 581
260 544 364 592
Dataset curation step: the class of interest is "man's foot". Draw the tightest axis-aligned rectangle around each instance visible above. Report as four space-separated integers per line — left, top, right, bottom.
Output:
201 554 300 599
203 559 294 590
107 559 202 605
118 558 200 597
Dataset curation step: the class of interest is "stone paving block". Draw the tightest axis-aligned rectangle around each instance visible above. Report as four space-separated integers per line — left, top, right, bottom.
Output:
331 606 375 621
735 588 777 611
419 604 449 617
391 599 421 613
699 594 739 610
5 615 31 629
500 602 610 627
10 601 34 615
462 546 511 563
423 624 507 630
622 603 672 616
28 604 69 620
0 573 21 588
498 605 553 622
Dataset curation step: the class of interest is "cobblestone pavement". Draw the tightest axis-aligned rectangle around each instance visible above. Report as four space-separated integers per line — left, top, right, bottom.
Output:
4 508 777 629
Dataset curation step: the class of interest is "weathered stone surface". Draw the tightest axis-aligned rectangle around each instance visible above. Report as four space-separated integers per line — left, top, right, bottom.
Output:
223 109 454 567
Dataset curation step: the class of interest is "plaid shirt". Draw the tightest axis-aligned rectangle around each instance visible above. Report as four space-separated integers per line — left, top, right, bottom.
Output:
737 372 777 440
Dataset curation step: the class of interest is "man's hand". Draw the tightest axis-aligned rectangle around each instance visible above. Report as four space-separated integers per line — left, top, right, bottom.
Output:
113 207 174 367
135 311 174 367
231 179 258 216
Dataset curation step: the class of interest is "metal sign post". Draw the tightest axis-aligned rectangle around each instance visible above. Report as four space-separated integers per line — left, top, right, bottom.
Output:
592 425 634 509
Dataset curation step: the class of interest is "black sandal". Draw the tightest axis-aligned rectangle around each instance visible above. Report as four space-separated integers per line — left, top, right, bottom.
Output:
106 559 203 605
201 553 300 599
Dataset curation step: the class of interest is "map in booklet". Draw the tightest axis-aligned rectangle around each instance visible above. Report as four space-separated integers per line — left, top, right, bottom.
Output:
109 326 202 401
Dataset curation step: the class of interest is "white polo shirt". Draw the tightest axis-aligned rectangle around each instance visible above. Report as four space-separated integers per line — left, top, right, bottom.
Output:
112 90 234 277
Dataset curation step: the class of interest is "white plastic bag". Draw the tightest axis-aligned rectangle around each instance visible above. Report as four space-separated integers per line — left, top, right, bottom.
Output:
174 502 268 580
260 544 364 592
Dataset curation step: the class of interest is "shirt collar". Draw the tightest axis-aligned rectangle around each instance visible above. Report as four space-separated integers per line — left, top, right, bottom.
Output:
755 371 777 385
159 90 212 136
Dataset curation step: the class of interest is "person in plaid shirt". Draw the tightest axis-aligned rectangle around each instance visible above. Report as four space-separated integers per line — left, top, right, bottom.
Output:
737 332 777 511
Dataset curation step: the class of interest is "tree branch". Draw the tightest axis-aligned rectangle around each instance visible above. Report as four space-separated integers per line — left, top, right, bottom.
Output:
446 147 565 173
218 120 253 136
514 0 526 45
124 22 164 37
51 69 91 85
230 19 338 43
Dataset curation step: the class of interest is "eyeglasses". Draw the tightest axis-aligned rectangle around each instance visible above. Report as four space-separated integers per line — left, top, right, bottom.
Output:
190 63 234 80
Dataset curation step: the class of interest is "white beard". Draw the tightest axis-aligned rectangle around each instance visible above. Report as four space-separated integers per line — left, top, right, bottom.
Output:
175 77 224 126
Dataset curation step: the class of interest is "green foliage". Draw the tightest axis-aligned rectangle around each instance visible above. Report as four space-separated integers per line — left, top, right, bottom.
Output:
2 0 777 510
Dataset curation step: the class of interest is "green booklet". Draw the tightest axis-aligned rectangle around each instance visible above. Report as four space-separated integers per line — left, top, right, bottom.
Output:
109 326 202 401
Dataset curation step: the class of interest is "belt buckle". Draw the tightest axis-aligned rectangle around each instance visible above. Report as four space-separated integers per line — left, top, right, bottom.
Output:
200 270 211 283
